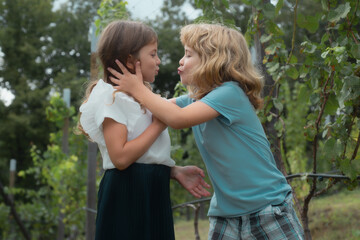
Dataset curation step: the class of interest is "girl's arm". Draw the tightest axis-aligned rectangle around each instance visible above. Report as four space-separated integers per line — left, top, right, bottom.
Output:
108 61 219 129
104 116 211 198
103 116 166 170
171 166 211 198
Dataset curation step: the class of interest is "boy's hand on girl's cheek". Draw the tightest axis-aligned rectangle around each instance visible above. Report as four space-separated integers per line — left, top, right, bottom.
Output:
107 60 144 92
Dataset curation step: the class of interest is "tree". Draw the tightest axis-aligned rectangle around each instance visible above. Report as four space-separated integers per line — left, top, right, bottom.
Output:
0 94 91 239
0 0 56 187
50 0 99 103
0 0 99 188
0 0 100 238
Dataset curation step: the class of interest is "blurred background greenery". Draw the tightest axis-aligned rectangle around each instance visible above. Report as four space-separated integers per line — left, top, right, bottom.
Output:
0 0 359 239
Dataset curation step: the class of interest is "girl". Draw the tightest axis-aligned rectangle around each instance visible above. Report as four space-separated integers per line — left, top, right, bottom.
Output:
109 23 305 239
78 20 210 240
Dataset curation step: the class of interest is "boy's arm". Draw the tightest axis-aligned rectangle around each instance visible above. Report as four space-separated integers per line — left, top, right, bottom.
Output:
103 116 166 170
108 61 220 129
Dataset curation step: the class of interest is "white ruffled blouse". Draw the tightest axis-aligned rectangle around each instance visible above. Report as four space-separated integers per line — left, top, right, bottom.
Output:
80 79 175 170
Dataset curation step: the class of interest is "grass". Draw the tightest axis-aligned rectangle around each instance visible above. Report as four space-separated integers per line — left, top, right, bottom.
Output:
174 189 360 240
174 217 209 240
308 189 360 240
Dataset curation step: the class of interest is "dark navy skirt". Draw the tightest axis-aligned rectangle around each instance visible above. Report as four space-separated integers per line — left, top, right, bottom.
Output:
95 163 175 240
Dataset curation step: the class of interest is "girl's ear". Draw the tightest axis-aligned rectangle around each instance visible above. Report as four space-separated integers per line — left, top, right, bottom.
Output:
126 55 135 70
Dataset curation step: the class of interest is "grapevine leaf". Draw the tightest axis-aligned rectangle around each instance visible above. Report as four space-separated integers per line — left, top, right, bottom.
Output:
327 2 351 23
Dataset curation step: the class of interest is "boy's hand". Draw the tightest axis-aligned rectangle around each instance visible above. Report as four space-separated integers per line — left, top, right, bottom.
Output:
108 60 143 95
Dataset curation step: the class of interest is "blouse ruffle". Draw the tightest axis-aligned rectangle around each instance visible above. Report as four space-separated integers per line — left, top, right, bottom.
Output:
79 79 141 146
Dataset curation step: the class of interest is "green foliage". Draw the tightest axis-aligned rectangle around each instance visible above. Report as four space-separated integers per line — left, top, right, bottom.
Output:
1 95 90 239
46 93 76 128
0 0 99 188
194 0 234 25
256 0 359 186
297 13 322 33
173 82 188 97
327 2 351 23
94 0 129 35
0 0 358 238
0 0 57 184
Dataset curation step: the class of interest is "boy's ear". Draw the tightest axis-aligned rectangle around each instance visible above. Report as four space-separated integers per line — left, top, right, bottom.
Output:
126 55 135 70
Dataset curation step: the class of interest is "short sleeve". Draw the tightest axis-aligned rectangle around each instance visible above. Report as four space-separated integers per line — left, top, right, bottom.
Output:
200 82 251 125
176 94 193 108
80 79 141 145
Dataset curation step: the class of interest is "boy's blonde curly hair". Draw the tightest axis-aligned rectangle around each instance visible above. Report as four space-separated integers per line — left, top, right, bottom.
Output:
180 23 264 109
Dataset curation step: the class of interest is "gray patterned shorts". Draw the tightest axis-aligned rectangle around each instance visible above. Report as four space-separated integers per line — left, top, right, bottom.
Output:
208 193 304 240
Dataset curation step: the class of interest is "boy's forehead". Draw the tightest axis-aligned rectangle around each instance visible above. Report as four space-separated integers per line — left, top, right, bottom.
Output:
184 45 194 51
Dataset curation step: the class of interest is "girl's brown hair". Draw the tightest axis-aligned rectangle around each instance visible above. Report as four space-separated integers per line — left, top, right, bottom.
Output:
180 23 264 109
77 20 157 137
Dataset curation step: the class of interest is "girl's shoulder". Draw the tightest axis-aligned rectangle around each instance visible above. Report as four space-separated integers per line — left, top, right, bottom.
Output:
84 79 140 108
79 79 142 145
96 79 136 101
80 79 142 123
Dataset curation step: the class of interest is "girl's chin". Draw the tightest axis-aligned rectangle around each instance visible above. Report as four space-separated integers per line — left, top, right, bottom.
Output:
144 78 155 83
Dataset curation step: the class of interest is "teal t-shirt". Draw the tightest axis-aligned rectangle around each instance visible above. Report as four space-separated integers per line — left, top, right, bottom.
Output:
176 81 291 217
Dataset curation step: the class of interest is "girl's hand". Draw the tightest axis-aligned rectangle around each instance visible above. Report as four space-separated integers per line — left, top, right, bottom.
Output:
107 60 143 95
171 166 211 198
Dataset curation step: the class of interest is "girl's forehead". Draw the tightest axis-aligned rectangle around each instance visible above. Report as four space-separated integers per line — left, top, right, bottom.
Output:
142 41 158 50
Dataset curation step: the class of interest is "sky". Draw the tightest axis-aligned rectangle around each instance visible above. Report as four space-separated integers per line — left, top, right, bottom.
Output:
0 47 13 106
0 85 13 106
127 0 168 19
53 0 197 20
126 0 200 20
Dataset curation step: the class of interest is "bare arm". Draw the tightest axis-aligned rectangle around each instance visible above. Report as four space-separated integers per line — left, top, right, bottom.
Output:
103 116 166 170
108 61 220 129
104 116 212 198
